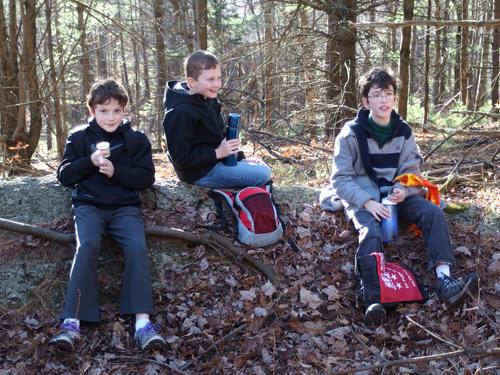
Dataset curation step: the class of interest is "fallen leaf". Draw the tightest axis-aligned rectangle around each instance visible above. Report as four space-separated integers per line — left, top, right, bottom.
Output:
240 288 256 301
300 288 322 309
455 246 471 256
487 260 500 274
254 307 267 317
303 321 326 335
261 281 276 297
322 285 340 300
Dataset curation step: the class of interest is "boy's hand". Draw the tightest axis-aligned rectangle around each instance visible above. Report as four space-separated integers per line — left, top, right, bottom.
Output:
215 138 240 159
364 200 391 222
91 150 106 166
97 158 114 178
388 188 407 203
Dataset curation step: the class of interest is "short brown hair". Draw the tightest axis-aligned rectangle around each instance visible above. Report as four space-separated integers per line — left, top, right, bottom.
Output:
184 50 220 80
358 67 398 98
86 79 128 111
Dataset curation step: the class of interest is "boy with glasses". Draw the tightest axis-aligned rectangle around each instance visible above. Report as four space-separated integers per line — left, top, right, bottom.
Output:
320 68 477 327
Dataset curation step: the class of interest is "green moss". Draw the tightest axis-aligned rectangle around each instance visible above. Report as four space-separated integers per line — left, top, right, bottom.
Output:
444 202 470 214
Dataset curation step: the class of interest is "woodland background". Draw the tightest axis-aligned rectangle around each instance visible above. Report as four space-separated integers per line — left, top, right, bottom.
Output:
0 0 499 374
0 0 499 165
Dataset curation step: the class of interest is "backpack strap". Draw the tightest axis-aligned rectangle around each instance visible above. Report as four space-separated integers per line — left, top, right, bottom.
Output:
206 189 236 233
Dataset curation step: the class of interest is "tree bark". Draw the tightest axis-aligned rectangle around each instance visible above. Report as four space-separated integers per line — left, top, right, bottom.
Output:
0 0 21 159
460 0 469 106
423 0 431 125
263 0 275 129
455 2 462 96
45 0 65 158
398 0 414 119
433 0 443 106
299 9 317 139
77 3 91 102
195 0 208 50
170 0 194 53
325 0 357 139
492 0 500 109
154 0 168 148
23 0 42 160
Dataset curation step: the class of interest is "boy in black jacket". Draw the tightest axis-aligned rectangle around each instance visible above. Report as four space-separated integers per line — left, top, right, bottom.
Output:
163 50 271 188
50 79 166 352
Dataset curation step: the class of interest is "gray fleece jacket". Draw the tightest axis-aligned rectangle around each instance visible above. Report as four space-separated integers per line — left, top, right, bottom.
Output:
320 108 423 214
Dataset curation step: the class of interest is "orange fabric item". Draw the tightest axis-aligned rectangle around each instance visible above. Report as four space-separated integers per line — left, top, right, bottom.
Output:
394 173 441 206
393 173 442 237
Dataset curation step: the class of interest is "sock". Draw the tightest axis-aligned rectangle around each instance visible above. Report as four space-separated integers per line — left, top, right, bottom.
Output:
436 264 451 278
135 318 150 332
63 318 80 328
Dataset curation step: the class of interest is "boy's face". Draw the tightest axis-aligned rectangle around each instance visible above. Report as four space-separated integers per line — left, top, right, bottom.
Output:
90 98 125 133
362 84 396 125
187 65 222 99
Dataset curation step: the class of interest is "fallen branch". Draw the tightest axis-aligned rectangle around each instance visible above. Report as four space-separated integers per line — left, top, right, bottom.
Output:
0 218 277 284
179 323 248 371
108 355 189 374
333 347 500 374
423 115 486 162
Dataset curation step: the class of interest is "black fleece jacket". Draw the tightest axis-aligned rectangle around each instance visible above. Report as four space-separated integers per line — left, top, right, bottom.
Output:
57 119 155 207
162 80 243 184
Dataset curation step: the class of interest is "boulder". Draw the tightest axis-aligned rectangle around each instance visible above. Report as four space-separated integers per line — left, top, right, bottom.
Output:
0 176 320 307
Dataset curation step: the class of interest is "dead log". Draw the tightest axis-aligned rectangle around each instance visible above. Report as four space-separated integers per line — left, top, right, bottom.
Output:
0 217 277 284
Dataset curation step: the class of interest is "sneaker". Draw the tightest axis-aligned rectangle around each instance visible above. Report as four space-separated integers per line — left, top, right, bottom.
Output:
134 322 167 352
49 321 80 352
436 272 478 305
363 303 387 328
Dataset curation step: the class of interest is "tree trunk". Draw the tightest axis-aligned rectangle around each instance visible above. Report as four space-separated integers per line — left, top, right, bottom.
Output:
398 0 414 119
423 0 431 125
154 0 168 148
440 0 449 103
324 0 357 139
474 18 489 109
195 0 208 50
45 0 65 158
460 0 469 106
454 2 462 96
300 9 316 139
96 31 108 78
23 0 42 160
263 0 275 129
170 0 194 53
493 0 500 108
433 0 443 106
77 3 90 102
0 0 21 159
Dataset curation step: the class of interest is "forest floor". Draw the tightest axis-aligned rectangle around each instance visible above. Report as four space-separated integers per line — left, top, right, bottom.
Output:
0 122 499 374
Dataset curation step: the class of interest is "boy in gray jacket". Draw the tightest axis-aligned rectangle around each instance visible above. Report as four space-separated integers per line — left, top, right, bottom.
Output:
320 68 477 327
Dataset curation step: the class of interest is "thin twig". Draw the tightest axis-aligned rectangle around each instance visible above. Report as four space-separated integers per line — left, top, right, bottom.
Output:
405 316 461 349
330 347 500 374
179 323 248 371
108 355 190 374
424 115 486 162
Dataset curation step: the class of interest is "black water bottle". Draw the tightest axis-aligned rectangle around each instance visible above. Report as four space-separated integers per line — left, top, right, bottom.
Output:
223 113 240 166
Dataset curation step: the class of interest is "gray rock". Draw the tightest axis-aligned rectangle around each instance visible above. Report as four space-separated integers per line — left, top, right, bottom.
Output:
0 176 320 307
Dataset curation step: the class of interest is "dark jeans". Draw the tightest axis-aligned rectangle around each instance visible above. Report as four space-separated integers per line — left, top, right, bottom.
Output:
61 205 154 323
349 195 455 272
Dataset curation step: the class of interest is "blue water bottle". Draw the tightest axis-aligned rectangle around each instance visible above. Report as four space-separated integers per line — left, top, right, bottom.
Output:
381 197 398 243
223 113 240 166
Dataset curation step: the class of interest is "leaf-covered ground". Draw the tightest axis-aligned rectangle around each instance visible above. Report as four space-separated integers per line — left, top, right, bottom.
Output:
0 125 499 374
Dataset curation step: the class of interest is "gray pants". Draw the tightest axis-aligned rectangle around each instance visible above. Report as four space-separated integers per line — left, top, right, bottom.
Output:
61 205 154 323
349 195 455 272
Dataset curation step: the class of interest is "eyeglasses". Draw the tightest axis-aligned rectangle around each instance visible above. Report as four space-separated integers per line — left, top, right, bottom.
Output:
367 91 395 101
